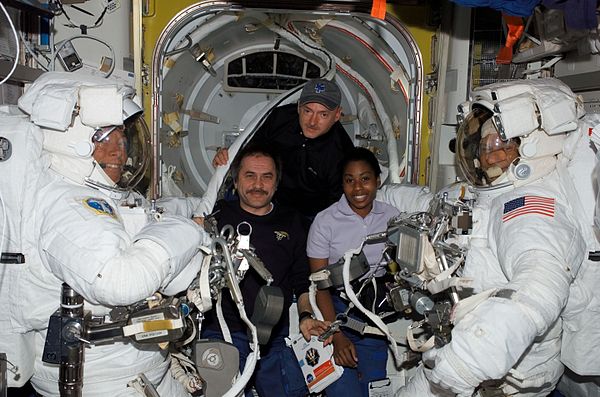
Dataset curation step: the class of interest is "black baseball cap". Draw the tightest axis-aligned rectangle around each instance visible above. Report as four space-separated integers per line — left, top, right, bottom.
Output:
298 79 342 110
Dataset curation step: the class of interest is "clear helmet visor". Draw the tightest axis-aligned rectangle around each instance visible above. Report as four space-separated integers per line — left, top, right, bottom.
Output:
91 113 150 191
456 107 520 187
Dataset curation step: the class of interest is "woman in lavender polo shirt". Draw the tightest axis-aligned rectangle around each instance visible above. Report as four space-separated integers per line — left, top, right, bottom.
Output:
307 147 400 396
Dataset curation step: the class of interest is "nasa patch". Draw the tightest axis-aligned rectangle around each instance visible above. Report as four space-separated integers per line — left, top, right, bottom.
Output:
83 198 117 219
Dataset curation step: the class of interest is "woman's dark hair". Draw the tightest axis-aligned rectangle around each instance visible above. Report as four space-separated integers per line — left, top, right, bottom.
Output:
340 147 381 178
230 144 283 185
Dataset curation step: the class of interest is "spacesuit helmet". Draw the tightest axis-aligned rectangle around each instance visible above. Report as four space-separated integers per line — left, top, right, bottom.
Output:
86 95 150 194
456 78 584 188
17 72 150 197
456 106 521 187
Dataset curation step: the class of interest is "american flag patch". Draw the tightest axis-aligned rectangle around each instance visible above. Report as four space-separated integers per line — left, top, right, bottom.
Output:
502 196 555 222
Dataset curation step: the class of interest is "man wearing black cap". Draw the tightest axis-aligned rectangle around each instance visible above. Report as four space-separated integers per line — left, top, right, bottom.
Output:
213 78 354 218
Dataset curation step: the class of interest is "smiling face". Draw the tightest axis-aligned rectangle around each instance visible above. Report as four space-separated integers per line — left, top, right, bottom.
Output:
92 126 127 183
235 154 278 215
343 159 380 218
479 132 520 182
297 102 342 139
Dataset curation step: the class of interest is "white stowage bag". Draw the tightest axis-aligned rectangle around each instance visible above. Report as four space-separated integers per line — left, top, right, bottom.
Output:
0 105 47 386
161 164 185 197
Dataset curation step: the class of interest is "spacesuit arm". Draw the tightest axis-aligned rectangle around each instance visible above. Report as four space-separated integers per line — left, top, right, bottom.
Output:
42 207 206 306
160 247 204 297
376 183 433 213
158 196 209 219
422 203 586 395
425 250 575 395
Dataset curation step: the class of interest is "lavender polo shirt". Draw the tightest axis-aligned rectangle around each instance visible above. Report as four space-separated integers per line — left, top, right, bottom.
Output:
307 195 400 277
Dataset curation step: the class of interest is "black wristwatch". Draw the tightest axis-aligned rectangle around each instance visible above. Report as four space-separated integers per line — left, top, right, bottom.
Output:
298 311 314 323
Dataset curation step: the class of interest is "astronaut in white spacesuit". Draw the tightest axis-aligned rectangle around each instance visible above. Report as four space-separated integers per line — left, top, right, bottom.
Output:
596 164 600 231
0 72 208 396
553 111 600 397
397 78 589 397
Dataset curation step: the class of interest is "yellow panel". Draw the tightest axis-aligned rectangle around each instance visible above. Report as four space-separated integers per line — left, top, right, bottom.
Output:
141 0 199 125
387 4 436 186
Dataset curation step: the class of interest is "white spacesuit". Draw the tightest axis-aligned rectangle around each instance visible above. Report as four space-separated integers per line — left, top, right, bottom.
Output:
555 112 600 397
397 78 589 397
596 162 600 231
0 72 208 396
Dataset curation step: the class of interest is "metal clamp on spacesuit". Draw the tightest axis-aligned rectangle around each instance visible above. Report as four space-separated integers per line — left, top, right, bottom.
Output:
308 195 473 367
308 237 393 344
179 218 285 397
384 192 473 352
198 219 284 345
311 251 370 291
38 214 283 397
42 284 190 397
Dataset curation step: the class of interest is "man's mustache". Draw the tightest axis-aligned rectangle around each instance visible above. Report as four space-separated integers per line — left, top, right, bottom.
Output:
247 189 268 195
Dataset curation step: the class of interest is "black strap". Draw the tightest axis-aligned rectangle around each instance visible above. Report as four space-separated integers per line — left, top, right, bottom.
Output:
298 311 314 323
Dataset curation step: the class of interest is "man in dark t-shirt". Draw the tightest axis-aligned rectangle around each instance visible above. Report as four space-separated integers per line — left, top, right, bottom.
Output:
212 78 354 218
199 144 329 397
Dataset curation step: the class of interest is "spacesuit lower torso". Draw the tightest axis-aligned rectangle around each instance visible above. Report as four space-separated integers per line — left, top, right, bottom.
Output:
13 168 199 396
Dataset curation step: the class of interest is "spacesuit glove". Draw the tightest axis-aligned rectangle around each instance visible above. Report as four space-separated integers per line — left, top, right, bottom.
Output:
377 184 433 212
134 214 207 282
423 346 479 397
192 198 213 219
161 251 204 296
394 364 455 397
157 196 205 218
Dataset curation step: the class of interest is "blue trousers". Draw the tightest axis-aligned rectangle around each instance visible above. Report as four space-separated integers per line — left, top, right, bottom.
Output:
325 295 389 397
201 328 308 397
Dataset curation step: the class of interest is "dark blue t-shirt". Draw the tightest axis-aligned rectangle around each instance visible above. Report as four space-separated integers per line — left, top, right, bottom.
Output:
203 199 310 340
